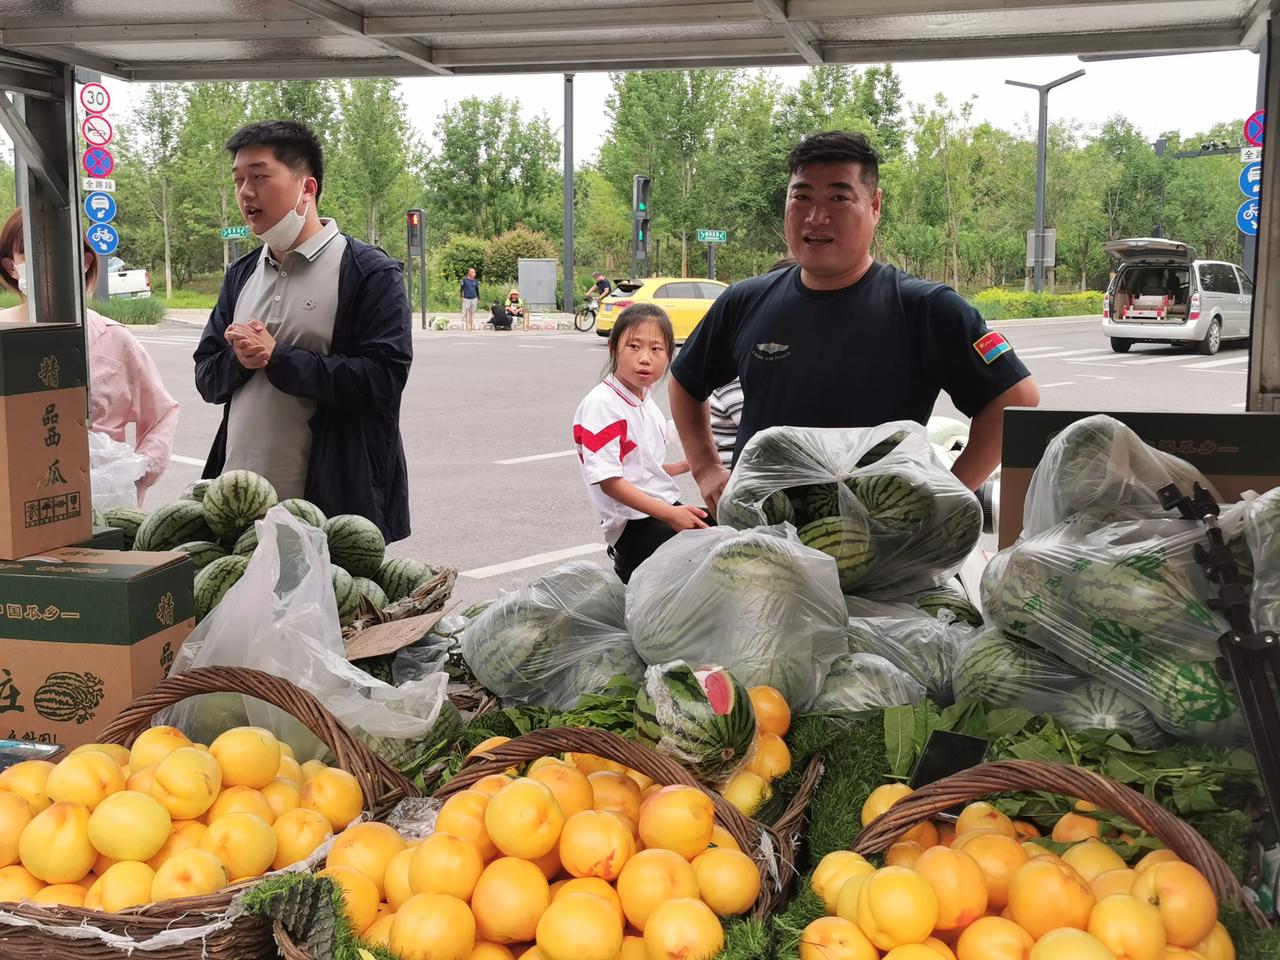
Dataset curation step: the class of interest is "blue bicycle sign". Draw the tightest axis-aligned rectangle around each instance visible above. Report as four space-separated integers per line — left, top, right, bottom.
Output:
86 223 120 255
1237 199 1260 236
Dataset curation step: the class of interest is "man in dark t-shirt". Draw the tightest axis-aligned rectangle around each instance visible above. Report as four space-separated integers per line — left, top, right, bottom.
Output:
670 130 1039 515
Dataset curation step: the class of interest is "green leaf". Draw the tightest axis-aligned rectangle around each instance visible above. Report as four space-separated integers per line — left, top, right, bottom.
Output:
1007 736 1069 765
883 705 916 778
1103 752 1154 784
985 707 1034 737
1171 781 1218 814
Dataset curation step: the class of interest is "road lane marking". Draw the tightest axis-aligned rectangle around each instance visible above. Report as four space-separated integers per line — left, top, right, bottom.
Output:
1078 374 1116 380
134 337 200 345
1117 353 1198 365
1012 345 1064 355
1022 348 1111 359
518 345 555 350
1185 356 1250 369
1231 402 1247 408
495 449 577 465
170 454 205 466
1037 381 1076 388
462 542 606 579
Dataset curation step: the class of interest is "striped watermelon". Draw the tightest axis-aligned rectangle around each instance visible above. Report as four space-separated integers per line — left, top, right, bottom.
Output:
279 498 327 528
797 516 876 593
133 501 215 551
788 483 841 527
324 515 386 579
202 470 278 538
377 558 433 602
850 473 932 537
352 576 389 611
173 540 229 573
633 661 756 785
855 429 909 468
194 554 250 621
181 479 213 502
910 492 982 572
233 525 259 557
103 506 148 549
332 566 361 625
910 587 983 627
952 629 1048 705
1149 659 1240 732
761 490 795 526
1054 679 1165 748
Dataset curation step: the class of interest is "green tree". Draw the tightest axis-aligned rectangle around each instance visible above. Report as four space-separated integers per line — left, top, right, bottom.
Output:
175 82 250 273
129 82 187 298
574 166 631 274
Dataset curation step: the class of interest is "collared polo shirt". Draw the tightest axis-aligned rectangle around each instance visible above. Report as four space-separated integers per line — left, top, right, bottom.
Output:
572 374 680 545
224 218 346 499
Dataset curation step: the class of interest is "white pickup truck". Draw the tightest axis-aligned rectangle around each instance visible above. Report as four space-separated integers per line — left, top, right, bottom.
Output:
105 256 151 299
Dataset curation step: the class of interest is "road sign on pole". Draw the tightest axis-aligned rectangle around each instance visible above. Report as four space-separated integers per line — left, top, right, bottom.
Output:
220 225 250 240
86 223 120 256
696 228 728 243
80 115 113 147
1242 146 1263 163
82 177 115 194
82 147 113 178
1241 161 1263 199
1245 110 1266 147
83 191 116 224
79 82 110 115
1237 199 1260 236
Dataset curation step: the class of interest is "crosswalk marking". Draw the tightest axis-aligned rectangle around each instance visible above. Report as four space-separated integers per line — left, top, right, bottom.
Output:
1013 345 1065 355
1115 353 1199 365
1021 348 1110 360
1185 355 1250 370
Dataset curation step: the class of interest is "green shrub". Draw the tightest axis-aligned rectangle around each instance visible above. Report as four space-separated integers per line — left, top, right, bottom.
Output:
439 234 490 285
971 287 1104 322
91 296 167 325
484 226 556 284
163 289 218 309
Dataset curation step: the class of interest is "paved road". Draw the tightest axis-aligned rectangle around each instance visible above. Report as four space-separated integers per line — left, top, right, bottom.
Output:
133 315 1250 609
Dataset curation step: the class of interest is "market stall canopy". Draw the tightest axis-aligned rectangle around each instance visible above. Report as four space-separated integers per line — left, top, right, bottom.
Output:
0 0 1271 81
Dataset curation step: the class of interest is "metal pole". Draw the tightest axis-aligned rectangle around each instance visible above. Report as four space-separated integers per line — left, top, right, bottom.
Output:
1244 41 1268 280
419 247 426 328
563 73 574 314
1248 19 1277 412
1154 138 1168 239
706 243 715 280
1006 69 1085 296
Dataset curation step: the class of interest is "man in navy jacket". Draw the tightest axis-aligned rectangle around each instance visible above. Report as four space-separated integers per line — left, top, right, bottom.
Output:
194 121 412 541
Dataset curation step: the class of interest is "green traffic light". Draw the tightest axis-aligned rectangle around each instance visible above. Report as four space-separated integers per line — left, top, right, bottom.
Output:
638 202 646 211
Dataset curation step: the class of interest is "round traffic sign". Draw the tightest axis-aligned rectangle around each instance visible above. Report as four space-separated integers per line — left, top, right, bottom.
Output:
1237 198 1260 236
79 82 110 115
82 147 114 178
1240 161 1263 199
1245 109 1265 147
86 223 120 256
81 115 113 148
83 191 117 224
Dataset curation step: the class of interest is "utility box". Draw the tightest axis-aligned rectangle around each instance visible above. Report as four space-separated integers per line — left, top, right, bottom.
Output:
517 259 559 311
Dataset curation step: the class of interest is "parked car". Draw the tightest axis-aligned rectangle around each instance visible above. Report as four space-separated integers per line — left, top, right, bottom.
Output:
1100 238 1252 356
106 256 151 299
595 276 728 342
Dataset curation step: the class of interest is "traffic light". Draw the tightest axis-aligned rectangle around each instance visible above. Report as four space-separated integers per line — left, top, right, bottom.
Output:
406 208 424 256
632 175 651 276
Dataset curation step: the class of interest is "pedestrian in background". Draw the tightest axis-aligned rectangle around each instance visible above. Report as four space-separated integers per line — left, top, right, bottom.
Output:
461 267 480 331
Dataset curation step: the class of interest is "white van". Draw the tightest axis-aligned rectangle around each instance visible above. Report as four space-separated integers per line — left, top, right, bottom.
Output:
1100 238 1252 356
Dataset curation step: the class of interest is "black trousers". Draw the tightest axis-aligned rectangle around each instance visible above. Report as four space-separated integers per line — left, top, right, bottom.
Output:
608 504 713 584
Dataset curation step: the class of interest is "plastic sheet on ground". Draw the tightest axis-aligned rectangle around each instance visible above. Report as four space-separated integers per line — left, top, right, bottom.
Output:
626 525 847 709
166 507 455 766
844 594 979 703
1021 414 1220 539
980 504 1248 745
717 422 982 595
459 561 644 709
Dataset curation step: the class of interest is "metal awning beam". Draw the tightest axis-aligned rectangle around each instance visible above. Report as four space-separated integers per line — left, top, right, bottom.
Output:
753 0 823 64
368 2 762 36
0 19 338 46
0 92 68 208
283 0 452 75
436 36 795 67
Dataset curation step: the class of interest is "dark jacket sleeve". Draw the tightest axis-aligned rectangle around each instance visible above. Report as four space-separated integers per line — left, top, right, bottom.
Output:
263 262 412 412
193 266 252 405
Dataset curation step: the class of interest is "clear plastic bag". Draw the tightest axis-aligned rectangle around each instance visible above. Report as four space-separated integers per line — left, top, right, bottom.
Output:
844 595 979 703
88 430 149 510
811 652 925 714
953 628 1165 747
980 505 1247 744
626 525 847 708
459 561 644 709
1245 486 1280 633
717 422 982 594
1022 415 1220 539
166 507 454 765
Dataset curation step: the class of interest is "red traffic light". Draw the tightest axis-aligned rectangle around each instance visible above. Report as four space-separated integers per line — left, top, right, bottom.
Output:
407 211 420 225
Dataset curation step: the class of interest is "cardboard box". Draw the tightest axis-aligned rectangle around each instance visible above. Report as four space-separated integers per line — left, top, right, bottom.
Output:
0 323 91 559
74 526 125 550
999 408 1280 547
0 547 194 747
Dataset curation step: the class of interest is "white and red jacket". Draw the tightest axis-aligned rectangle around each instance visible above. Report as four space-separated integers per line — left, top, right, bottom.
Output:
573 374 680 545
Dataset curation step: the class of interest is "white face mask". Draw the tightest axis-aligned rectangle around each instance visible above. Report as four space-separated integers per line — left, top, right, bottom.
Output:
254 183 308 251
12 262 26 297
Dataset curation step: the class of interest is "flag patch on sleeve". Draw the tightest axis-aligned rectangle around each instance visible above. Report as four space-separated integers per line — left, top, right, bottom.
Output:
973 331 1011 364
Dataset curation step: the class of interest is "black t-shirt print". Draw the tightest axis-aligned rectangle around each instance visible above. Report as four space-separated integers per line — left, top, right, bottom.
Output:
671 263 1031 464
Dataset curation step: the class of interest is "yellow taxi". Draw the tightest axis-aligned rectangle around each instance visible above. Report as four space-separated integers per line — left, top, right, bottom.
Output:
595 276 728 342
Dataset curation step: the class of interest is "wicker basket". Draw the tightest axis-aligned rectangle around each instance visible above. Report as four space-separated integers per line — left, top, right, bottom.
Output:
852 757 1270 928
274 725 823 959
0 665 418 959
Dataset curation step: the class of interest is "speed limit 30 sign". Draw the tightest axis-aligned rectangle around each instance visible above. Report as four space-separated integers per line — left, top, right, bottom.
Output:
79 82 110 115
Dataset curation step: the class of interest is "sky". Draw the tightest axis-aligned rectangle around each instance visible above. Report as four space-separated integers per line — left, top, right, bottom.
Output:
88 48 1262 163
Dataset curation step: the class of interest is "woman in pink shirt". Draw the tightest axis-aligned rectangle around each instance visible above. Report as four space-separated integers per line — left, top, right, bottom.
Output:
0 209 179 504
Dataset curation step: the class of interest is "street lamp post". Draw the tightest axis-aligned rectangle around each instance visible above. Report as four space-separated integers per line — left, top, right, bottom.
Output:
1006 69 1085 293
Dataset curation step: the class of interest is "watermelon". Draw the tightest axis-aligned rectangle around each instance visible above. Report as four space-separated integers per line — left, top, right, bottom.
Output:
181 479 213 502
133 501 215 551
103 506 148 549
788 483 841 527
173 540 229 573
377 558 434 602
855 429 909 468
324 514 386 579
811 652 925 713
1053 679 1165 748
332 566 361 625
1147 658 1240 734
202 470 278 538
761 490 795 526
352 576 388 611
797 515 876 593
909 587 983 627
633 661 756 785
910 492 982 572
461 599 494 620
850 472 932 537
33 671 104 725
233 525 259 558
279 498 327 528
194 554 250 621
952 629 1084 706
